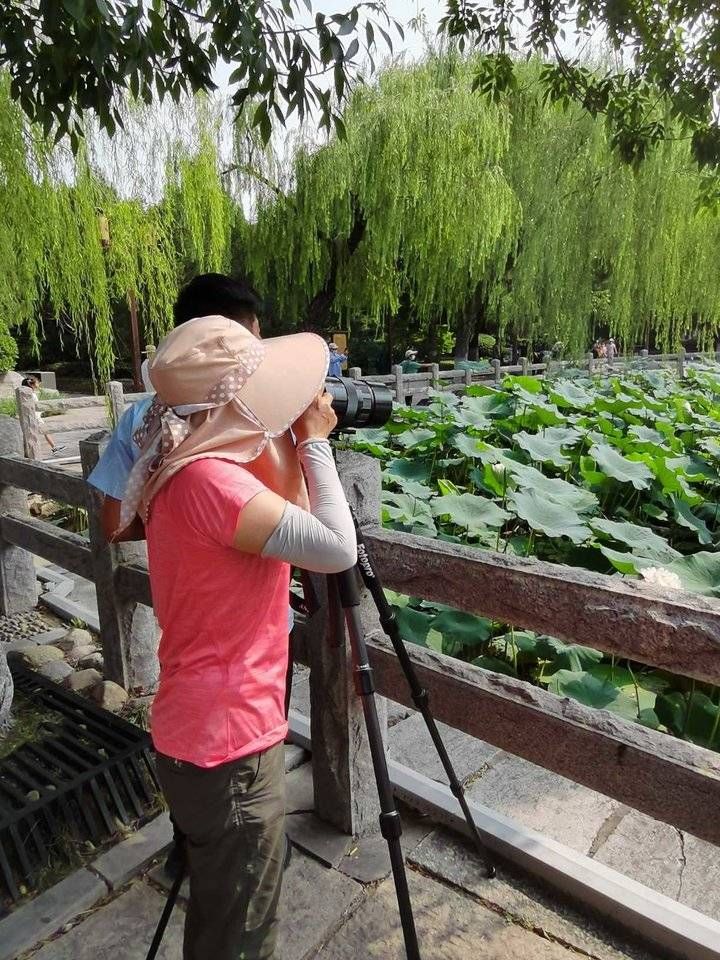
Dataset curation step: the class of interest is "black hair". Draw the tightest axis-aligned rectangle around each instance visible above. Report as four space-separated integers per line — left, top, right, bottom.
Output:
173 273 264 328
21 376 39 389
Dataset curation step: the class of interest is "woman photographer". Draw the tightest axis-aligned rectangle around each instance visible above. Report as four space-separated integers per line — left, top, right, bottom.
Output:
118 315 356 960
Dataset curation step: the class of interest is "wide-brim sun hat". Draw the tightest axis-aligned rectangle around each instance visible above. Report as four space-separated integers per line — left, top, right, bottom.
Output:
149 314 329 437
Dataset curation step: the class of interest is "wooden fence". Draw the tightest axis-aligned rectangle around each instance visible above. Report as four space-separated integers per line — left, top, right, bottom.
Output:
0 426 719 956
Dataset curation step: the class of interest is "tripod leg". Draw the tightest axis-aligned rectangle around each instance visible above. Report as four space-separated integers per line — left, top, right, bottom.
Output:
146 862 186 960
332 568 421 960
353 516 496 879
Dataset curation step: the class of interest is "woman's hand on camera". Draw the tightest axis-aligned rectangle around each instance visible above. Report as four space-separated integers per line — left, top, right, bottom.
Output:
293 391 337 443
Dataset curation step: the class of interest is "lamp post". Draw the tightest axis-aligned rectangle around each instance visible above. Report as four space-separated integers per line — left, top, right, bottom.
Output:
98 211 143 392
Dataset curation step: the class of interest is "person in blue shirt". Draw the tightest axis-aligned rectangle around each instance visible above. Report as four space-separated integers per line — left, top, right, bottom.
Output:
327 342 348 378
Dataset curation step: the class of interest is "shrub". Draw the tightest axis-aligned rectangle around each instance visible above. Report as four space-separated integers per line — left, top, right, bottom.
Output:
0 327 18 374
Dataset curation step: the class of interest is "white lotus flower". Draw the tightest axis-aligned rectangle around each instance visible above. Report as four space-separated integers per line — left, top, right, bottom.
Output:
491 462 506 477
640 567 683 591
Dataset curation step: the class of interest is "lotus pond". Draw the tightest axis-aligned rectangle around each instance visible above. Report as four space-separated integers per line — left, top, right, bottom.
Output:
349 366 720 753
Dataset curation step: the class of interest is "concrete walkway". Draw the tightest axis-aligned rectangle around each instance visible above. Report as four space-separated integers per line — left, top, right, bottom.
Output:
16 759 665 960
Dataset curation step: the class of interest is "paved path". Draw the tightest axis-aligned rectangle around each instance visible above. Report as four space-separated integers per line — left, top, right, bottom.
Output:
18 760 665 960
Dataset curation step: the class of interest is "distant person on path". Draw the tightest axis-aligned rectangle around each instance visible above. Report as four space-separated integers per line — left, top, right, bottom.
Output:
327 341 347 378
401 348 421 373
606 337 618 362
117 317 355 960
21 376 56 453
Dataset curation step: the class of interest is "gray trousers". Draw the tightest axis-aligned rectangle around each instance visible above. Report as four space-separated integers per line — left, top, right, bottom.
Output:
156 742 286 960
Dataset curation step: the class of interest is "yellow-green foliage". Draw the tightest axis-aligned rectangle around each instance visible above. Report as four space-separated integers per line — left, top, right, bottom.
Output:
0 77 232 382
243 56 720 352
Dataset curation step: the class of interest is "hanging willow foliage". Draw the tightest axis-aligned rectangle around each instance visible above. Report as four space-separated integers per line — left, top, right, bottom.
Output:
242 55 720 354
0 75 234 382
245 56 521 329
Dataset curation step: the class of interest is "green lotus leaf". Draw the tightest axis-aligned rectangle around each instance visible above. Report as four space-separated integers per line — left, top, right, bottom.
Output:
590 443 653 489
548 381 595 409
396 427 438 449
509 489 591 543
431 493 510 532
514 430 571 468
385 457 431 483
504 460 598 513
430 609 493 647
672 497 713 545
590 518 680 562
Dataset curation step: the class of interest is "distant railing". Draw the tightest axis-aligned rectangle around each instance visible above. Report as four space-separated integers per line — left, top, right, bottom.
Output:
13 349 719 458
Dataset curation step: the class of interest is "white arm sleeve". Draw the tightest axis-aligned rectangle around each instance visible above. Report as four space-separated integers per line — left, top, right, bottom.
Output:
260 440 357 573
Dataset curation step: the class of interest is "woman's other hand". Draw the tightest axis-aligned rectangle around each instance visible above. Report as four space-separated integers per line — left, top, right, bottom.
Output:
292 391 337 444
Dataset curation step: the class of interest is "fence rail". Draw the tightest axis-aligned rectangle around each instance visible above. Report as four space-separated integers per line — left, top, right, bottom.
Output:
0 433 719 956
0 444 719 845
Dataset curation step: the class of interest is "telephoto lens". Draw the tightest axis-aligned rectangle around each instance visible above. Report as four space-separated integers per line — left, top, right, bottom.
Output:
325 376 393 430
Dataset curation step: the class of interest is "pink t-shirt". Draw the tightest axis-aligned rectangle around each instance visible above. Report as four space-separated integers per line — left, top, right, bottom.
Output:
146 458 290 767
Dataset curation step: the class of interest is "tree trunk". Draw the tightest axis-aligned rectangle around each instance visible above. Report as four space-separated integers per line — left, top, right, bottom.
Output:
305 197 366 332
455 289 482 362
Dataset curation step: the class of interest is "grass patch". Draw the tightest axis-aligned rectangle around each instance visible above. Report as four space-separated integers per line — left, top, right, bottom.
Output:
0 692 57 760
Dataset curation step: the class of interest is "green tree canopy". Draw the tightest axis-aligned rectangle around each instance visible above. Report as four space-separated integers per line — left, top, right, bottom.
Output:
0 77 233 381
1 2 718 187
240 56 720 357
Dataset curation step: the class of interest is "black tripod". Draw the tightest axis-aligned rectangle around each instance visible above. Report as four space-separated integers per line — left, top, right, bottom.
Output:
147 513 494 960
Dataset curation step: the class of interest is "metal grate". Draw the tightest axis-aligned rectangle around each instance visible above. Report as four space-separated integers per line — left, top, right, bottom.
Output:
0 663 158 903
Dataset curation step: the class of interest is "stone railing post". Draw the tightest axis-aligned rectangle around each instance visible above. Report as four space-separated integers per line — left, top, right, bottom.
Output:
491 358 501 385
306 450 384 837
586 351 595 374
106 380 125 429
0 417 37 616
348 366 362 379
677 348 686 378
520 356 529 376
80 435 159 693
15 386 41 460
430 362 440 387
464 367 473 387
392 364 405 404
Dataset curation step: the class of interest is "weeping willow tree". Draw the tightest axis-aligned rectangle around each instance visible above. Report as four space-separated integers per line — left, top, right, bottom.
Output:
244 56 521 355
0 75 236 382
242 55 720 357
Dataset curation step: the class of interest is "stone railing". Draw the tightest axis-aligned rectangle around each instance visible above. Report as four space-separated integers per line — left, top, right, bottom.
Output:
0 419 719 958
13 349 719 458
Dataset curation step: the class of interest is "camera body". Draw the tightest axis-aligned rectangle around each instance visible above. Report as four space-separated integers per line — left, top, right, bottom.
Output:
325 376 393 430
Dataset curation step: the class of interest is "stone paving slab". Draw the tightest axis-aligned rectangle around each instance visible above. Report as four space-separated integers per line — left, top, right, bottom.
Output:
319 866 587 959
26 881 184 960
142 849 363 960
467 751 619 854
4 869 106 960
409 827 664 960
593 810 720 922
92 813 173 891
387 712 501 785
274 850 362 959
